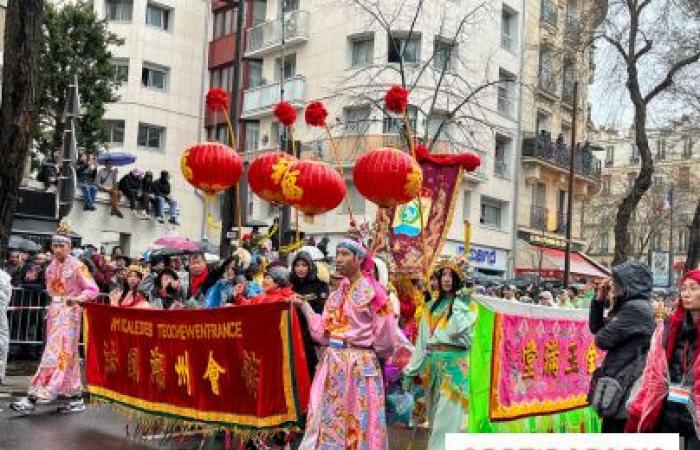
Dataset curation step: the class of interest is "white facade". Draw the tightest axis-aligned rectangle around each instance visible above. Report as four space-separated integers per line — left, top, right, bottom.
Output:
242 0 522 276
61 0 210 256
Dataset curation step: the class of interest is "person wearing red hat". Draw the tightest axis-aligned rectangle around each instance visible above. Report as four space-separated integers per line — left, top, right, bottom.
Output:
627 269 700 448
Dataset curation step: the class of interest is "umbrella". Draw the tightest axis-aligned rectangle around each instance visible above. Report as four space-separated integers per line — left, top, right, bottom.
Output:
8 236 41 253
153 236 200 252
299 245 324 261
98 151 136 167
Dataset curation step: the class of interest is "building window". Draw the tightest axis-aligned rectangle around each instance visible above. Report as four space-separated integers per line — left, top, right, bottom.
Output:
388 33 421 64
602 176 611 194
137 124 165 149
213 8 235 39
562 61 575 104
427 112 454 143
679 166 691 190
655 139 666 161
501 6 518 52
248 60 264 88
494 134 512 178
343 105 371 135
605 145 614 167
600 232 609 253
683 136 693 159
340 180 366 214
146 3 171 31
350 35 374 68
540 0 558 28
653 175 664 188
111 58 129 83
210 65 233 91
105 120 125 146
462 191 471 220
480 198 503 229
497 69 515 118
678 229 689 252
536 110 551 133
245 122 260 152
213 124 229 145
252 0 267 25
384 105 417 134
106 0 133 21
283 0 299 12
141 63 168 90
627 172 636 190
538 47 556 94
433 38 454 71
274 54 296 81
629 144 640 164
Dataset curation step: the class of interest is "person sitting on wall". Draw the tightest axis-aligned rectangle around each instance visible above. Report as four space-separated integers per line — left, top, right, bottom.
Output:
154 170 179 225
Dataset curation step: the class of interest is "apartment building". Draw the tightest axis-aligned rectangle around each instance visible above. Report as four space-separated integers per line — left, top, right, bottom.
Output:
585 119 699 285
60 0 210 254
235 0 523 277
513 0 609 280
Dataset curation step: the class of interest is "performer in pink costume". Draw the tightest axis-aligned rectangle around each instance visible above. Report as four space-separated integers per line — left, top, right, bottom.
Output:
294 237 411 450
11 223 99 414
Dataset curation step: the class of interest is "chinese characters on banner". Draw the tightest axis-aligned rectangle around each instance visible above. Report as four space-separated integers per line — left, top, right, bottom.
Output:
489 312 604 421
83 302 310 430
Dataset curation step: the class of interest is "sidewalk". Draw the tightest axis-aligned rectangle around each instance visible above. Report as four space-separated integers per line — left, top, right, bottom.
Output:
0 375 30 397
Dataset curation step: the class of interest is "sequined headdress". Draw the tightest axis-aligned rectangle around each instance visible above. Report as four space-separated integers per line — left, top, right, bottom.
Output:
432 256 469 282
52 220 72 245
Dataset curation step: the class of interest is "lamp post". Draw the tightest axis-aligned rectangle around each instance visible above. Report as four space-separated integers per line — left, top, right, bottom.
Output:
563 81 578 288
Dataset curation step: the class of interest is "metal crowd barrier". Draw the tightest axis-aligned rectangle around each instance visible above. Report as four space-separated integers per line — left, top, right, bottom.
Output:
7 287 109 347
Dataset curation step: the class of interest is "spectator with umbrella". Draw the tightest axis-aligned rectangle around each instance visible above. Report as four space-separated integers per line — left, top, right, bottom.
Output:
96 158 123 218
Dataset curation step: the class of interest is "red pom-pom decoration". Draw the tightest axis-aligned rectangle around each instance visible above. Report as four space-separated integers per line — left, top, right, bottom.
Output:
206 87 230 112
274 101 297 126
384 85 409 114
304 101 328 127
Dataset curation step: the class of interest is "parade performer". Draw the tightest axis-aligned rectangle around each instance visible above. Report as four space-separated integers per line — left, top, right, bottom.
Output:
293 237 411 450
11 222 99 413
402 259 477 450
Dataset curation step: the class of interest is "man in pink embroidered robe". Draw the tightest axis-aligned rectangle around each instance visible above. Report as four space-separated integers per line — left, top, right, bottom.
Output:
294 238 410 450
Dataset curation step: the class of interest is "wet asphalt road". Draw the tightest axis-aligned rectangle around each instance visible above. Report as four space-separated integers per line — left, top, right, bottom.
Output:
0 396 429 450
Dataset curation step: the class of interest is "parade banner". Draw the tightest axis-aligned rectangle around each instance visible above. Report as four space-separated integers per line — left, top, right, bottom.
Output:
83 302 310 432
389 160 462 273
469 297 603 432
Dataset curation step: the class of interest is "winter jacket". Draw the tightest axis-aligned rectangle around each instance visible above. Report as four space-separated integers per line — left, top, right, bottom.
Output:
246 286 296 305
141 173 157 196
118 173 142 193
589 261 655 417
155 177 171 198
290 252 329 377
75 160 97 184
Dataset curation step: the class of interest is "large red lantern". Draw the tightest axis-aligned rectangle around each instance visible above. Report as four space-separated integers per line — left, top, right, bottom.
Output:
281 160 346 218
180 142 243 195
248 152 297 204
353 147 422 207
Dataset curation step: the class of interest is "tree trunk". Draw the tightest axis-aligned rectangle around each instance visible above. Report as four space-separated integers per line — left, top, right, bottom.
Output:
685 198 700 272
0 0 44 262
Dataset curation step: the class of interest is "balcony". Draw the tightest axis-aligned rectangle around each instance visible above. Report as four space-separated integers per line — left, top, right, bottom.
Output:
241 76 305 119
521 131 602 182
540 0 558 28
208 34 236 68
530 205 548 230
244 10 309 59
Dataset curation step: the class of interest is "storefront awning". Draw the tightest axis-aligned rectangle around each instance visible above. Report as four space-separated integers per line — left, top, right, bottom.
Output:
515 239 610 279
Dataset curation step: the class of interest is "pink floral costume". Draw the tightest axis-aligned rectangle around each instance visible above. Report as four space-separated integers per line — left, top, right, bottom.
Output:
28 255 99 401
298 276 410 450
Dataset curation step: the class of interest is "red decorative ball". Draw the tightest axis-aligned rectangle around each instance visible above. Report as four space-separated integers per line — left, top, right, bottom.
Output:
304 101 328 127
274 101 298 127
353 147 422 208
206 87 230 112
281 160 347 217
248 152 297 204
384 85 409 114
180 142 242 195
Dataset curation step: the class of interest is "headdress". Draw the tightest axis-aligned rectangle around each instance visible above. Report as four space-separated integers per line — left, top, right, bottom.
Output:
52 220 72 245
125 264 147 279
432 256 468 282
337 238 368 260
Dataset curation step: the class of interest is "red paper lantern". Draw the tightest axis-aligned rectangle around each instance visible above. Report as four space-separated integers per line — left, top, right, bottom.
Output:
353 147 422 208
248 151 297 204
281 160 346 217
180 142 243 195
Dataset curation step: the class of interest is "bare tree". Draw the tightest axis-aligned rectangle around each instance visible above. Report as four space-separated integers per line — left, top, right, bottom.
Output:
596 0 700 265
0 0 44 261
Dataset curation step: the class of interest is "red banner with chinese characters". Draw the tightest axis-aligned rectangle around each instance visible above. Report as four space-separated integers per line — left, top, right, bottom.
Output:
488 301 604 421
83 302 310 431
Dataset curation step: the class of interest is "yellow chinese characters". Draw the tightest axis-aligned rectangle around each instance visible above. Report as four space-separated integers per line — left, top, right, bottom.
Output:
103 340 118 376
203 351 227 396
565 343 580 374
586 342 599 374
522 340 537 380
175 350 192 396
127 348 140 383
543 341 560 377
150 347 166 391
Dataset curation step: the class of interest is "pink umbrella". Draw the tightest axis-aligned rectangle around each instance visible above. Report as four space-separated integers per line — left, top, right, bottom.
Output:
153 236 200 252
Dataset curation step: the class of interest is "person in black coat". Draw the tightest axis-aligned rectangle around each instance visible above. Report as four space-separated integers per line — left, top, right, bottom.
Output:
589 260 655 433
290 251 329 378
118 169 145 218
154 170 179 225
138 171 157 219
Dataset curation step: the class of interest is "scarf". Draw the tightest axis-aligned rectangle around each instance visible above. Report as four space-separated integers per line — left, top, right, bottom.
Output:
189 267 209 298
